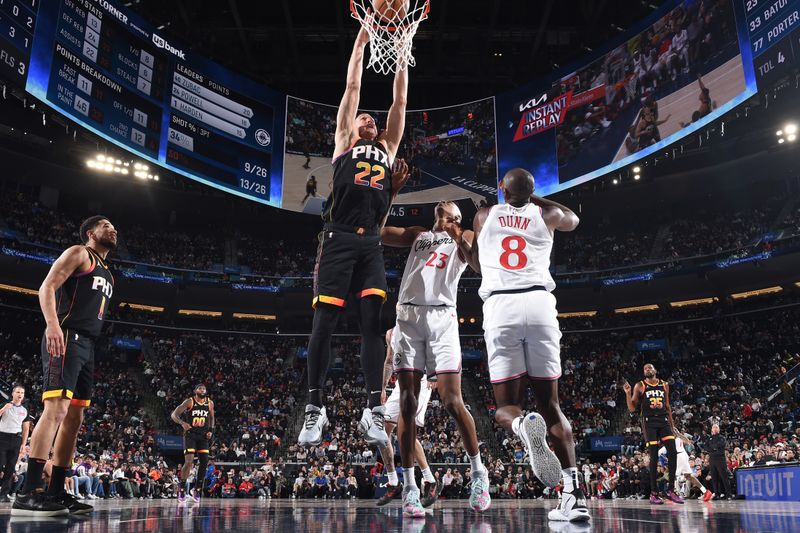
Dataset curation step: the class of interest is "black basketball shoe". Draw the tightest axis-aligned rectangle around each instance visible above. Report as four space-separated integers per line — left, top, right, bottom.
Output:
421 480 441 508
11 489 69 516
376 483 402 506
51 492 94 514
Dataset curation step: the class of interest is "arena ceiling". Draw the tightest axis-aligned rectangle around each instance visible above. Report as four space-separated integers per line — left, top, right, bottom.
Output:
128 0 664 108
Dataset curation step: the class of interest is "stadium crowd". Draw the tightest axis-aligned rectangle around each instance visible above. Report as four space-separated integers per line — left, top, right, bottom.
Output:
1 299 799 501
3 184 800 279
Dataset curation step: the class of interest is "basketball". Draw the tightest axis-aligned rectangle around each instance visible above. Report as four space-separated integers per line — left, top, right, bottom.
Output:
373 0 409 22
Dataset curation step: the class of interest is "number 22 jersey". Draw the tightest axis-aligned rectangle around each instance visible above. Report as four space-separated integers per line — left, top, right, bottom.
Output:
477 203 555 301
324 139 394 230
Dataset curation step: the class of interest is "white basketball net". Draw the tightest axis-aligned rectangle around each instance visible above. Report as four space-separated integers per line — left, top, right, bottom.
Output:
350 0 430 75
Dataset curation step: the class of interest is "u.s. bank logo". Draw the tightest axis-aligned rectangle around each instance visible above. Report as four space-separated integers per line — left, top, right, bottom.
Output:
255 129 271 147
152 34 186 60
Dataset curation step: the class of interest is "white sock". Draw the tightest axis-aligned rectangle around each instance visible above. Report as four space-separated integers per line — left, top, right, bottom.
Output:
698 483 707 494
387 470 398 486
421 467 435 484
469 452 487 478
511 415 523 438
403 467 418 491
562 467 579 493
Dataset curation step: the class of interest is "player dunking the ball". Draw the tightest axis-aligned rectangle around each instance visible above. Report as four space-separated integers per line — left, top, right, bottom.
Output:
171 384 215 504
12 216 116 517
624 364 684 504
464 169 590 522
298 26 410 448
381 201 490 515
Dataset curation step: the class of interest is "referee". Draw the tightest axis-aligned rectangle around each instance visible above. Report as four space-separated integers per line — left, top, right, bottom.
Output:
706 423 732 499
0 385 31 502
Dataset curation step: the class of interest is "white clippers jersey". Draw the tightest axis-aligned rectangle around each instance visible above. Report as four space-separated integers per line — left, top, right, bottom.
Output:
477 203 556 301
397 230 468 307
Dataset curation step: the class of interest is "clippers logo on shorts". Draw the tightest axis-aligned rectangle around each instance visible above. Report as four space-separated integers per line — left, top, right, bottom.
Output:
324 139 393 230
56 247 114 337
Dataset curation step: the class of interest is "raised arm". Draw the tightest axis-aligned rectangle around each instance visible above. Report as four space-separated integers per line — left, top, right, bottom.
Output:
333 28 370 160
379 62 408 159
171 399 192 432
40 245 92 357
623 381 641 412
530 195 580 232
466 207 491 274
442 222 477 272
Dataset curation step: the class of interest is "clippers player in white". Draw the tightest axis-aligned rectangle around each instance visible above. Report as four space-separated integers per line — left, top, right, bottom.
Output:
376 328 439 509
382 201 491 516
659 431 713 501
465 168 590 522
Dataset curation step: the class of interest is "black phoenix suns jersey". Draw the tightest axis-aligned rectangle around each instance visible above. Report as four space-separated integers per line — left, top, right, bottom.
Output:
640 380 668 419
323 139 393 231
56 247 114 338
184 397 212 431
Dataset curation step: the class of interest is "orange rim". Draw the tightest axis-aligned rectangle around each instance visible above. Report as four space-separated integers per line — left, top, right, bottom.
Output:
350 0 430 33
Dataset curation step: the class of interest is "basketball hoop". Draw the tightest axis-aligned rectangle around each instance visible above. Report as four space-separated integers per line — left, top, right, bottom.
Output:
350 0 430 75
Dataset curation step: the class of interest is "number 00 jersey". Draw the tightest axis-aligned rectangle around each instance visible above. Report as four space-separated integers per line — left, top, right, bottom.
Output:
56 247 114 338
477 203 555 301
324 139 393 231
397 230 468 307
640 380 668 420
184 397 211 432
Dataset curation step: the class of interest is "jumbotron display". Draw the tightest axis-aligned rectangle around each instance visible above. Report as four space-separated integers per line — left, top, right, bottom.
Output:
24 0 285 206
0 0 793 208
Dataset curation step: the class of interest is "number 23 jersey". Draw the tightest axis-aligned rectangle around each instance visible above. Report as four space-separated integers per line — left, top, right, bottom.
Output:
324 139 394 230
477 203 555 301
398 231 468 307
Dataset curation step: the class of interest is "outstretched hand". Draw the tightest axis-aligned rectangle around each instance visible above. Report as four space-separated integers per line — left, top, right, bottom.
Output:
442 222 463 243
391 158 410 192
622 381 632 394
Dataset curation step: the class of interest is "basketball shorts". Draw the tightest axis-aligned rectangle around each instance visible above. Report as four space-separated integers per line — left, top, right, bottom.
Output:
184 431 210 455
383 379 432 427
643 417 674 446
392 304 462 376
483 291 562 383
676 452 692 477
41 327 94 406
312 229 387 308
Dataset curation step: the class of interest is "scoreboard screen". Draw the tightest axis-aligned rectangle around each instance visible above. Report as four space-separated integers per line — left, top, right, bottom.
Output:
0 0 39 85
742 0 800 86
0 0 797 210
25 0 284 206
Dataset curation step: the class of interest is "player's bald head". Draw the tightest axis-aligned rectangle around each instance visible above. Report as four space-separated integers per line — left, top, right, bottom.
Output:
501 168 534 205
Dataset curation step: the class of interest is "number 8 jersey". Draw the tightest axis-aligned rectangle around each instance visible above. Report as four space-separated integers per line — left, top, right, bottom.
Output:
477 202 555 301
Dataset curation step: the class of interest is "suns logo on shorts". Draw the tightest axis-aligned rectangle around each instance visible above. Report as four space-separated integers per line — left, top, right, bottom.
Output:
394 351 402 370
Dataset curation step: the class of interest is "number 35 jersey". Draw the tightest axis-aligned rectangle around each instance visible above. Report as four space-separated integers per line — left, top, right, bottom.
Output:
398 231 468 307
477 202 555 301
324 139 394 231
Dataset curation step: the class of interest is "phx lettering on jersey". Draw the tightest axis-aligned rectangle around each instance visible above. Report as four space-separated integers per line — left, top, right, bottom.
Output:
91 276 113 298
351 144 390 166
645 387 666 403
